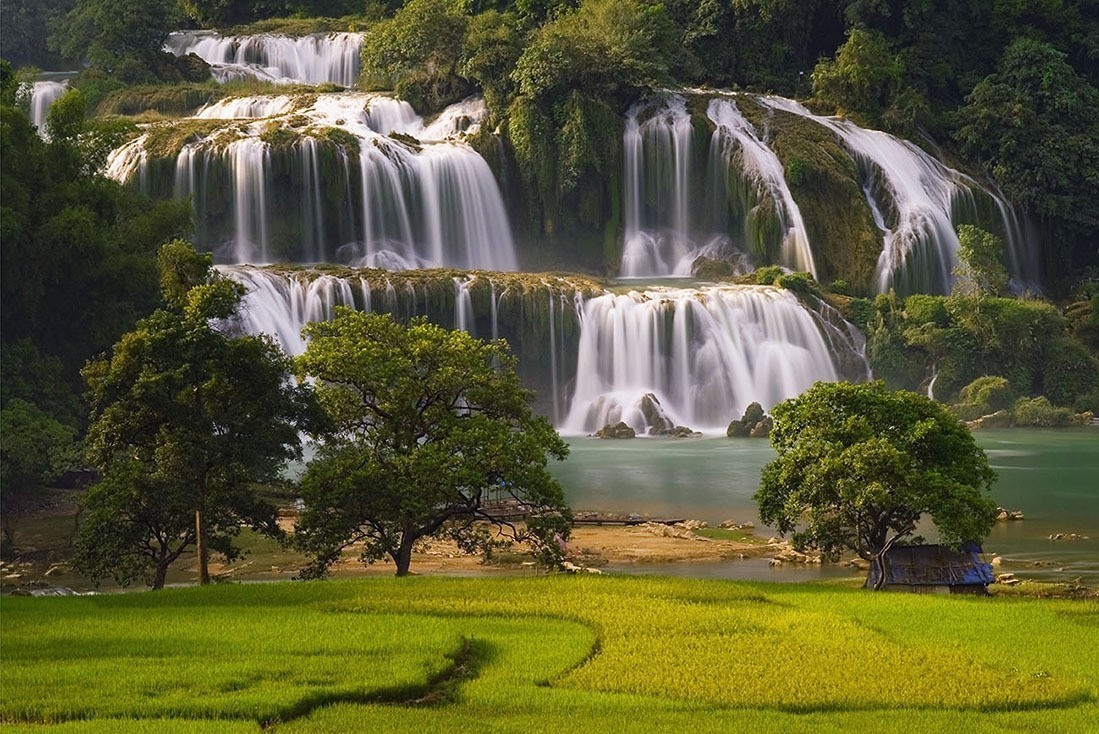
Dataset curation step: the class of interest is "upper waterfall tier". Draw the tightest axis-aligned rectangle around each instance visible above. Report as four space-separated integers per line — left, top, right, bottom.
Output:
621 92 1037 294
221 266 868 433
105 93 516 271
165 31 364 86
27 80 68 134
621 95 815 279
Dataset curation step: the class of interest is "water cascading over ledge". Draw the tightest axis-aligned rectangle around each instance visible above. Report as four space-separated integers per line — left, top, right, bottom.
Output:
164 31 363 86
621 91 1038 294
561 285 849 435
106 94 517 271
221 266 867 433
621 94 817 279
757 96 1037 294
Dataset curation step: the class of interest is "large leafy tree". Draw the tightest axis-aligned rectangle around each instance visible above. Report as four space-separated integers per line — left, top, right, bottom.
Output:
755 381 997 589
75 242 316 589
0 399 78 551
295 310 571 577
956 38 1099 282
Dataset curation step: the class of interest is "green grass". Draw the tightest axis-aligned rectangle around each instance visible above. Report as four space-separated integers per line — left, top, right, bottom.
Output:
2 576 1097 731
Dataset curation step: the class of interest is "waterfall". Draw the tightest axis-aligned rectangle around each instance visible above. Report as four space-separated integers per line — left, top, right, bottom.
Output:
621 97 701 277
28 80 68 134
223 267 863 433
707 98 815 276
561 285 845 434
106 93 516 271
758 96 1034 294
165 31 364 86
454 276 475 334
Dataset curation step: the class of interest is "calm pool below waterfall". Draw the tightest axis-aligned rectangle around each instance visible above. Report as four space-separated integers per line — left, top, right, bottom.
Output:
550 428 1099 583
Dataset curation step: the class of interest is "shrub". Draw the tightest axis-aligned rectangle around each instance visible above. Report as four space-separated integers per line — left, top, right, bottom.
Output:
1012 396 1075 427
958 376 1014 413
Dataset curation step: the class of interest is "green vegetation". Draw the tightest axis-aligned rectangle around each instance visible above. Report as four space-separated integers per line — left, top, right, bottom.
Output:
75 243 317 589
864 290 1099 410
3 576 1098 731
756 381 997 587
295 311 570 577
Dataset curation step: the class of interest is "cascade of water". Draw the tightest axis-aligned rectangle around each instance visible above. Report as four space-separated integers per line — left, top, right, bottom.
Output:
28 81 68 134
227 267 359 354
758 96 1034 294
621 97 699 277
230 138 271 262
561 285 844 435
195 96 296 119
707 98 815 276
165 31 364 86
106 94 517 270
454 276 475 334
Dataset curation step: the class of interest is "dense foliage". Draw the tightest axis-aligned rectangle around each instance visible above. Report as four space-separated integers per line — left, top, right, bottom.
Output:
755 381 998 587
295 310 570 577
75 243 317 589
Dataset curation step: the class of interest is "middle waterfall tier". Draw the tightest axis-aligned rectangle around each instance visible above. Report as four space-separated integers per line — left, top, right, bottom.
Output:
223 266 869 433
106 94 516 270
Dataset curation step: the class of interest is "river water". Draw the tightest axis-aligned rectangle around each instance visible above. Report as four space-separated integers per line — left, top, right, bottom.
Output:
550 428 1099 583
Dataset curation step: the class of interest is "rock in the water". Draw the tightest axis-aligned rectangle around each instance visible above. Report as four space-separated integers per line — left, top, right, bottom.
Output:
595 421 636 439
995 507 1024 521
639 393 674 435
727 402 772 438
749 415 773 438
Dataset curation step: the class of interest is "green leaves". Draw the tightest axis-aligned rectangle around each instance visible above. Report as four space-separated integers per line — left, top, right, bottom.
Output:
76 245 314 588
755 381 998 564
295 310 570 576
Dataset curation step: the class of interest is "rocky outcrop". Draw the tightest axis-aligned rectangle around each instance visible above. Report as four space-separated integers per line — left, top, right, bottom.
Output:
995 507 1024 521
595 421 636 439
727 402 772 438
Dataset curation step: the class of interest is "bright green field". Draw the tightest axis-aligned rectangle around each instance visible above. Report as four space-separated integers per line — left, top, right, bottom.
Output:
2 576 1097 732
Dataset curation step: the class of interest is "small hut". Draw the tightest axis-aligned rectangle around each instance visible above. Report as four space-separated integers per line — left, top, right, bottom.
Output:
866 543 993 594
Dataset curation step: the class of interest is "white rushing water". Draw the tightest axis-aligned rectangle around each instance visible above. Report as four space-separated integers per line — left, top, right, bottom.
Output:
707 98 815 276
106 93 515 270
562 285 841 435
165 31 363 86
621 97 702 277
223 268 857 434
28 80 68 134
758 95 1031 294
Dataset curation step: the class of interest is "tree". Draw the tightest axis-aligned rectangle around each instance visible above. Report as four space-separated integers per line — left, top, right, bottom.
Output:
0 399 78 551
360 0 473 112
952 225 1009 298
76 243 316 589
295 310 571 577
754 381 997 589
956 38 1099 282
48 0 183 80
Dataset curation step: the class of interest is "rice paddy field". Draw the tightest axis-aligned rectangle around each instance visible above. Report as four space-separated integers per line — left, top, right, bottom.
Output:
2 576 1097 732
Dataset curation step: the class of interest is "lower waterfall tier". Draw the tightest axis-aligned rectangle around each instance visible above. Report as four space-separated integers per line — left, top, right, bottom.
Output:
223 266 869 433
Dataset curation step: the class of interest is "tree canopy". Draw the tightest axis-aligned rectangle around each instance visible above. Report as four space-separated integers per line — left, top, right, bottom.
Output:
754 381 998 589
295 310 571 577
75 243 317 589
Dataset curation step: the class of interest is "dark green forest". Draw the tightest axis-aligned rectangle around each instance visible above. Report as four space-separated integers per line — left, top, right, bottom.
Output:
2 0 1098 554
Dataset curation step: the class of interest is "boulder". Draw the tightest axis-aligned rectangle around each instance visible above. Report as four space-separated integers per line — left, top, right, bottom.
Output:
995 507 1025 521
639 393 674 434
727 402 772 438
595 421 636 439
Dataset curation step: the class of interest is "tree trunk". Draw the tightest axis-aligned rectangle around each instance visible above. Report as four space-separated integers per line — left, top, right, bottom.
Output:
152 558 169 590
394 537 414 577
195 507 210 585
